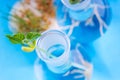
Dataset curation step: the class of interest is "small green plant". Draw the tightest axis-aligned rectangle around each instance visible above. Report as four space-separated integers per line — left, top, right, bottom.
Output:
69 0 83 4
6 32 41 52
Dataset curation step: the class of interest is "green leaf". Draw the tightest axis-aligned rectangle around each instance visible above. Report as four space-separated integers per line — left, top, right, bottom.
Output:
69 0 81 4
14 33 25 40
6 35 20 44
26 32 41 41
6 32 41 53
6 33 25 44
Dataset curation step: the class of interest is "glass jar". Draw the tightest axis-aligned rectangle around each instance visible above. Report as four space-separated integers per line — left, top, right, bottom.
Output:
36 30 71 74
56 0 112 43
35 30 93 80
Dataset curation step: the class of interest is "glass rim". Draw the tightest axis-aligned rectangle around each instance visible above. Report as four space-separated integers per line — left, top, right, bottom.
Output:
36 30 70 66
61 0 91 11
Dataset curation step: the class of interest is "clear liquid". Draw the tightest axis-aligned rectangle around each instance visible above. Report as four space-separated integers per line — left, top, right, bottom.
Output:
47 44 65 58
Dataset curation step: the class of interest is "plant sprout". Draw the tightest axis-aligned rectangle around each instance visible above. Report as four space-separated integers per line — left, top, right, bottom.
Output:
6 32 41 52
69 0 84 4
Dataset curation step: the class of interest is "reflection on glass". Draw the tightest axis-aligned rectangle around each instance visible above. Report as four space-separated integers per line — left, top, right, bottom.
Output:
36 30 71 74
35 30 93 80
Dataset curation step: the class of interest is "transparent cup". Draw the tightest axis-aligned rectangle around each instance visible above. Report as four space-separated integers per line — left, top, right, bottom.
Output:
35 30 93 80
36 30 71 74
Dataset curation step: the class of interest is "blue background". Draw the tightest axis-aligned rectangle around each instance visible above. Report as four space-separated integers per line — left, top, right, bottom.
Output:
0 0 120 80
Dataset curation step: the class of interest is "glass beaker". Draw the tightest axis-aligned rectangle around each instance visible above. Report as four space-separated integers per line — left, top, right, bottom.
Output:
36 30 71 74
56 0 112 43
35 30 93 80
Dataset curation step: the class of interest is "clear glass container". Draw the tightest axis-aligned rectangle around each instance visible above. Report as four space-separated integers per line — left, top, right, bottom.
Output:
35 30 93 80
36 30 71 74
56 0 112 43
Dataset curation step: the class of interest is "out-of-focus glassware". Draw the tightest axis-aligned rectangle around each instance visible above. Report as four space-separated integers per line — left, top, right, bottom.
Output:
56 0 112 43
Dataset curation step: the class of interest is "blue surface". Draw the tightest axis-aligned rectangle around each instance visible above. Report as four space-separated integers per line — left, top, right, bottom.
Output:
0 0 120 80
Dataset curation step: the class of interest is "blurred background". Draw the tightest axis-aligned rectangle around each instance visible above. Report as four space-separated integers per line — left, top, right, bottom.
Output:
0 0 120 80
